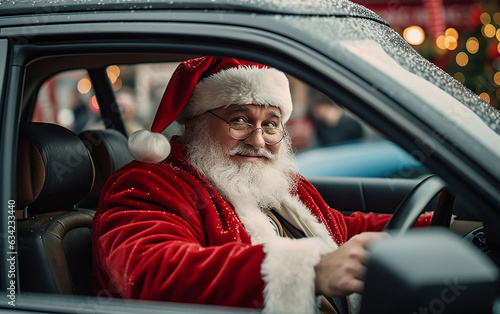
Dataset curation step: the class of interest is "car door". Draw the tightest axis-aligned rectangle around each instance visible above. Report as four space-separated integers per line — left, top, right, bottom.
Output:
1 1 500 313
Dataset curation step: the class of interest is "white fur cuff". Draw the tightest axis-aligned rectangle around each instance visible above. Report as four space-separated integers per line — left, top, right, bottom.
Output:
261 237 330 314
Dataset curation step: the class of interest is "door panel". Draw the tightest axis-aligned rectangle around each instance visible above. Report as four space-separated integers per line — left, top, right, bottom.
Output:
307 177 434 215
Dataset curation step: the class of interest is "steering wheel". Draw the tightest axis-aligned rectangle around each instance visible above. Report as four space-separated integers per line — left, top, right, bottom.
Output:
384 175 454 237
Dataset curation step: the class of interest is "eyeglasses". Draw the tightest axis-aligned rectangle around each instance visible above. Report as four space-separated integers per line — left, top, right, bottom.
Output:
208 111 286 145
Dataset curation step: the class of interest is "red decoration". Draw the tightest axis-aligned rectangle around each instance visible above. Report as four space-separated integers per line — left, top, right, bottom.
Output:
468 3 485 30
487 41 500 59
423 0 446 38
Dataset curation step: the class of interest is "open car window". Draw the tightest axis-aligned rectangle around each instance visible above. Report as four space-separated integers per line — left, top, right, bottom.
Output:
33 62 430 179
33 70 100 133
286 80 431 179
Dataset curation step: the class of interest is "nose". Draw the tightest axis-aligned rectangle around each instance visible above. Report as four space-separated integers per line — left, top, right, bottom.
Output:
243 128 266 149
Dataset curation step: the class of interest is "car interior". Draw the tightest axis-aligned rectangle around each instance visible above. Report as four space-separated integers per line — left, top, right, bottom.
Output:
13 48 494 309
17 122 95 295
16 121 135 294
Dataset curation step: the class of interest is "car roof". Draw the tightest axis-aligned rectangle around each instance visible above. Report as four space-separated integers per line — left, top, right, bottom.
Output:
0 0 386 23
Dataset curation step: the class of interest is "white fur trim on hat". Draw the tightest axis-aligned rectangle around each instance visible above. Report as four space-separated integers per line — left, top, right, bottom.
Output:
128 129 171 163
177 66 293 123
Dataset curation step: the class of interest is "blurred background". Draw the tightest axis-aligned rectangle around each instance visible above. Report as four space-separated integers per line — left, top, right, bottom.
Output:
354 0 500 108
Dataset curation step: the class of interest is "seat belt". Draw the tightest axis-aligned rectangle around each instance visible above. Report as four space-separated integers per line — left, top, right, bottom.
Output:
269 209 348 314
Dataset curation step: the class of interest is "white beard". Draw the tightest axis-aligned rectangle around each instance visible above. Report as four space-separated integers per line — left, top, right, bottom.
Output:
184 117 340 314
184 116 298 211
183 115 337 259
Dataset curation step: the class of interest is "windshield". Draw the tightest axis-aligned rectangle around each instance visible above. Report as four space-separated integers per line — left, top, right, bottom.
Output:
341 39 500 156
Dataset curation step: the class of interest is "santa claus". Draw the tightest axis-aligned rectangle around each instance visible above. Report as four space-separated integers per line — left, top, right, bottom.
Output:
92 56 432 313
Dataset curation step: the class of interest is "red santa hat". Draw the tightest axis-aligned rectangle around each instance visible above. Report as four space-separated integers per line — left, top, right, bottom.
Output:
128 56 293 163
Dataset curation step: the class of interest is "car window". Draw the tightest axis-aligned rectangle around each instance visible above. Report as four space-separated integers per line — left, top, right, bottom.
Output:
33 69 101 133
113 62 181 137
33 62 430 179
287 82 430 179
33 64 177 136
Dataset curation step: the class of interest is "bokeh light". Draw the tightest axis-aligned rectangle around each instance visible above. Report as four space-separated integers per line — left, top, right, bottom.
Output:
57 108 75 127
480 12 491 25
445 28 459 40
494 12 500 25
494 72 500 86
112 78 123 91
466 37 479 54
77 77 92 94
88 95 100 113
435 28 459 51
482 24 496 38
479 92 491 103
444 36 458 50
436 35 446 50
106 65 121 84
403 26 425 45
456 52 469 66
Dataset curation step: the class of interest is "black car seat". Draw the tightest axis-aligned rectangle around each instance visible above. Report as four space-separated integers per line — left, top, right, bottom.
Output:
17 122 95 295
78 129 133 209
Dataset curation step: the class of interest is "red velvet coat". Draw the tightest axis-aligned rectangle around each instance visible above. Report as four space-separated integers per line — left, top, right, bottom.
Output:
92 138 432 313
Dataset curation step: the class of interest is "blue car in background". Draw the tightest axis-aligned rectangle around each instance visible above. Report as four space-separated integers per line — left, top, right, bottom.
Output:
296 139 429 178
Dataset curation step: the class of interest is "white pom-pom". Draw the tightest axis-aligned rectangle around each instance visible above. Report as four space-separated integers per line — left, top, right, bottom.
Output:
128 130 171 163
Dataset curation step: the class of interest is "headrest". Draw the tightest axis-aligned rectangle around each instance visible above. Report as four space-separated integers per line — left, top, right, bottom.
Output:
17 122 95 214
78 129 133 207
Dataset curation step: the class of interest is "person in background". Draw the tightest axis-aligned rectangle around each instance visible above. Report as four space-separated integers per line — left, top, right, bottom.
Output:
115 88 144 135
309 92 363 146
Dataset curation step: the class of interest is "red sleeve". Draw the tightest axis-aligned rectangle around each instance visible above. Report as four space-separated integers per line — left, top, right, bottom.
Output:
343 212 392 239
343 211 433 240
92 164 265 308
296 176 433 242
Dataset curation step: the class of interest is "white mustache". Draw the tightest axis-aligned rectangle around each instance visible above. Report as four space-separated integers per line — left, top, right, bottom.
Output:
229 145 276 160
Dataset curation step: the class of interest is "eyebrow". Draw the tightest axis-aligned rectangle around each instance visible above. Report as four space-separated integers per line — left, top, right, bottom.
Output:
228 105 283 120
229 106 249 113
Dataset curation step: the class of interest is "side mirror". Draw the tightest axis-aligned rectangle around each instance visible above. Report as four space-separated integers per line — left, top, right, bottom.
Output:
361 228 499 313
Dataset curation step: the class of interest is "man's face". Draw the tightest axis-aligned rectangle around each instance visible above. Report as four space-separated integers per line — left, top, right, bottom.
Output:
185 103 296 209
207 104 283 165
